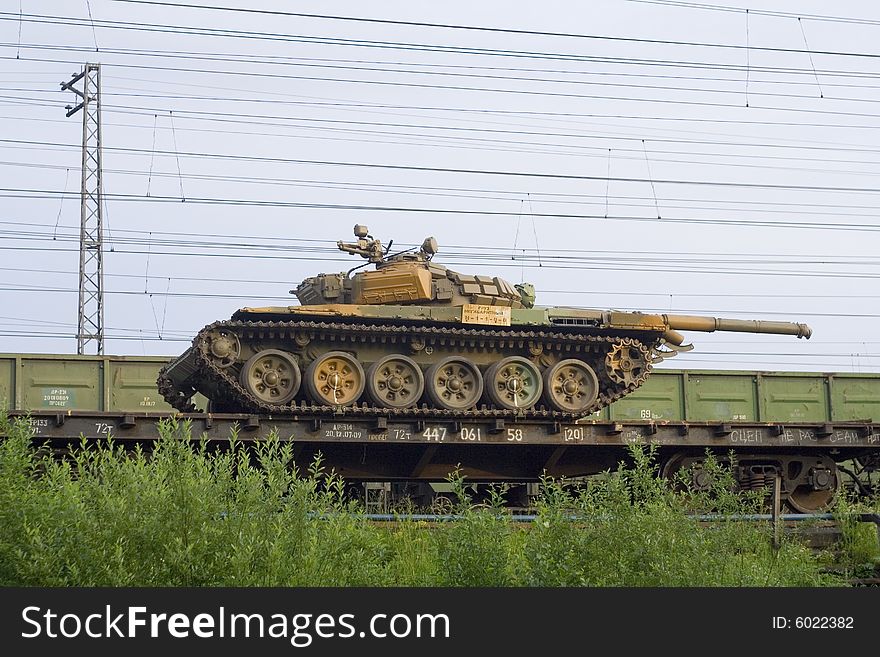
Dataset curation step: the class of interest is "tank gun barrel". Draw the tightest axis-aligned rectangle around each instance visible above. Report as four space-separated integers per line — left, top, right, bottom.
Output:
663 314 812 340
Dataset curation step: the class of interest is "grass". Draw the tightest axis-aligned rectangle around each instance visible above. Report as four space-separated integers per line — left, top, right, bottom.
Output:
0 411 872 587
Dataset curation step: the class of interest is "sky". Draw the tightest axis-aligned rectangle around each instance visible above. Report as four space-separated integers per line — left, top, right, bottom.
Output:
0 0 879 373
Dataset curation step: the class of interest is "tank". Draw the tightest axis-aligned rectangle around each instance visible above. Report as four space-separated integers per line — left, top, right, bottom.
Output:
158 225 812 419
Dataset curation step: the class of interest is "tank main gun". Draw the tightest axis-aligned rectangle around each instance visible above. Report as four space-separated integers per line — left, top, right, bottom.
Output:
662 314 812 346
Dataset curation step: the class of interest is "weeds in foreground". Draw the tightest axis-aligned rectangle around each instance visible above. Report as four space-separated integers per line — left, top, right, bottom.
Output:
0 413 867 586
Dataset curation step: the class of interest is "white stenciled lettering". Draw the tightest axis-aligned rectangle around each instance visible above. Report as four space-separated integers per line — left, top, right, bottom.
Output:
731 429 762 444
799 429 817 442
621 429 641 444
459 427 481 441
422 427 447 442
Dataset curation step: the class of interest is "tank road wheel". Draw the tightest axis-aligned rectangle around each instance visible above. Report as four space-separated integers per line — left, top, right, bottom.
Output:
485 356 543 410
239 349 300 405
605 341 650 386
542 359 599 413
366 355 425 409
202 328 241 368
305 351 366 407
425 357 484 411
787 464 839 513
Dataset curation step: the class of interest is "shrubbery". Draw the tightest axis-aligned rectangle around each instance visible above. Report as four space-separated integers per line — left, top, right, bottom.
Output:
0 413 872 586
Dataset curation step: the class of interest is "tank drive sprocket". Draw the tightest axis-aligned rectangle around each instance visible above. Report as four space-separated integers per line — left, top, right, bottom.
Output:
605 339 652 387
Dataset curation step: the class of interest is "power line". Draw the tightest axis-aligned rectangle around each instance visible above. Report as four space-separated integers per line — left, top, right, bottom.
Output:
91 96 880 150
9 76 880 140
3 239 880 281
5 222 880 266
15 37 880 86
9 123 880 185
13 40 880 108
102 1 880 60
623 0 880 27
8 49 880 122
5 186 880 234
9 158 880 221
8 138 880 198
15 89 880 171
86 47 880 90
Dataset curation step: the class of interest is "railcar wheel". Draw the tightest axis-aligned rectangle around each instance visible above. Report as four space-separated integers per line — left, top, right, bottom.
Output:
430 495 455 515
239 349 300 404
366 355 424 409
425 357 483 410
787 466 839 513
542 359 599 413
485 356 543 410
305 351 366 407
660 453 715 491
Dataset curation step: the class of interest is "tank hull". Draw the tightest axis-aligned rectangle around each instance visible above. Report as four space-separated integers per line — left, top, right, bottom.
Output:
159 300 812 419
159 305 662 419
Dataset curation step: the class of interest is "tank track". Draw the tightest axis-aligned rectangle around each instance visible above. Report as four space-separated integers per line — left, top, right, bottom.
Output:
158 318 654 421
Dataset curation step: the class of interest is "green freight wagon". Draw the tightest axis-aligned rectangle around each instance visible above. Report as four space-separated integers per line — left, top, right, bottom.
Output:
1 353 876 424
3 353 878 513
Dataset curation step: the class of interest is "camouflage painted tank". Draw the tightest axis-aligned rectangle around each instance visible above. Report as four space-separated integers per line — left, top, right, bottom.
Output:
158 225 812 419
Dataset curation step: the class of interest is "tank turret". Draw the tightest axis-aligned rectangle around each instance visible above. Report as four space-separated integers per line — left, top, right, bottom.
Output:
158 226 812 420
294 226 530 308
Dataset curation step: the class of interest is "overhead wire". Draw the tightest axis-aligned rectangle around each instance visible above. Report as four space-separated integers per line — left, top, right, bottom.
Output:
5 187 880 234
8 76 880 140
8 49 880 121
3 236 880 282
5 221 880 268
7 158 880 221
8 117 880 182
6 138 880 199
11 40 880 107
622 0 880 28
98 1 880 61
10 91 880 162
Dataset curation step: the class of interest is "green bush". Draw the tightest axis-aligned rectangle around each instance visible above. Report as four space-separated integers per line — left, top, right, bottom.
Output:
829 489 880 579
0 413 849 587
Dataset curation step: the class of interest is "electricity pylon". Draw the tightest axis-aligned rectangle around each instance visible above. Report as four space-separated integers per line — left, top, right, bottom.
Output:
61 63 104 355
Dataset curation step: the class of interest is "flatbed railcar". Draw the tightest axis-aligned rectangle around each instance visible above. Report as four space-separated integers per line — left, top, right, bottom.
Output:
2 353 878 512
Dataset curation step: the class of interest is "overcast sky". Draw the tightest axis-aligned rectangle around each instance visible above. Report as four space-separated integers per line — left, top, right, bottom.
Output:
1 0 879 373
